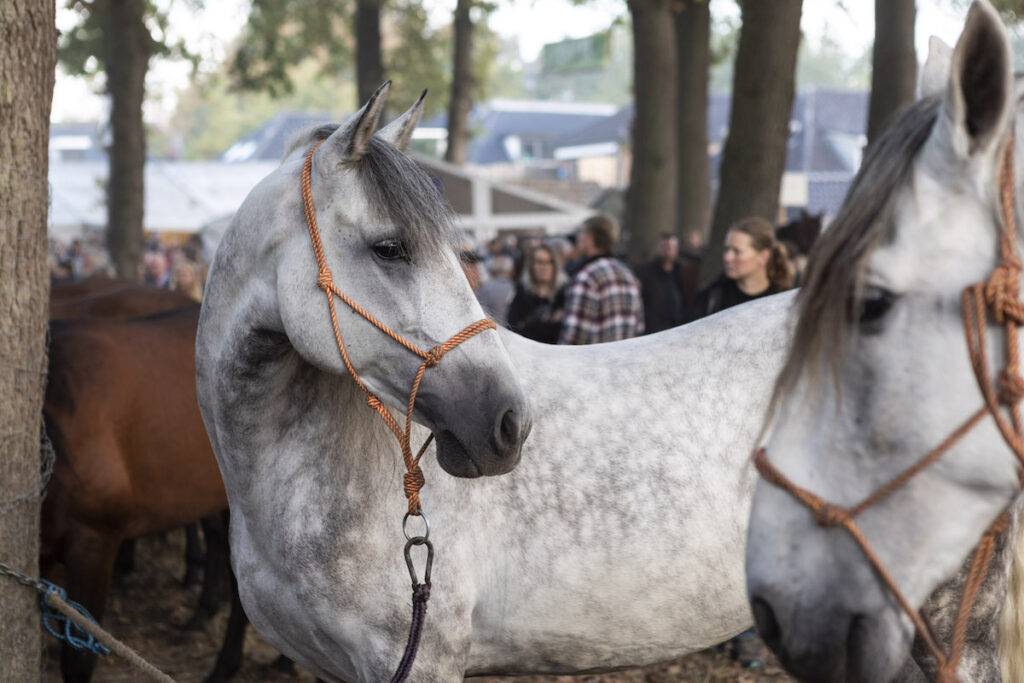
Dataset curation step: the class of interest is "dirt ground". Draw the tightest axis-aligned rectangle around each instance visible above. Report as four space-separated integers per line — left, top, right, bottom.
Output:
41 531 793 683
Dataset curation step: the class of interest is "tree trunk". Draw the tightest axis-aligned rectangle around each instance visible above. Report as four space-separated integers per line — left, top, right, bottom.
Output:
701 0 803 287
866 0 916 146
355 0 385 104
675 0 710 241
625 0 678 263
444 0 474 165
0 0 56 677
106 0 150 280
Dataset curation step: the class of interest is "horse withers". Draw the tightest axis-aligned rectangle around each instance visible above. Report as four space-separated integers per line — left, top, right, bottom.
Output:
746 2 1024 681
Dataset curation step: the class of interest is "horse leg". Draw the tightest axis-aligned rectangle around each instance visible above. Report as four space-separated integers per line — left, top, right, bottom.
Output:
185 512 229 630
59 527 119 683
204 568 248 683
112 538 136 582
182 522 203 587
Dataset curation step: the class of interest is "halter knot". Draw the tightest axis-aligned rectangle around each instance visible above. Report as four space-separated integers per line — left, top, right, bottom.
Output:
403 466 426 505
316 270 334 292
985 264 1020 324
998 368 1024 406
813 503 850 528
423 346 444 368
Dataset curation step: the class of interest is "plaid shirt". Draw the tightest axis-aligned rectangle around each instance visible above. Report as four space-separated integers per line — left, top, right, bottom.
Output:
559 256 644 344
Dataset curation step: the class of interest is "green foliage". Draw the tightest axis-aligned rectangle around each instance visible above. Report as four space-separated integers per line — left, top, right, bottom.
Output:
59 0 198 80
162 59 357 159
954 0 1024 22
231 0 351 97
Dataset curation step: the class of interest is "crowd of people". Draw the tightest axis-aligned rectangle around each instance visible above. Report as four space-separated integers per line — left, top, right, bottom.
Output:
50 233 209 303
464 213 802 347
50 213 803 354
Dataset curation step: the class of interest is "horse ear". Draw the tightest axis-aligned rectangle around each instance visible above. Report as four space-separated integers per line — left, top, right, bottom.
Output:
938 1 1014 160
377 90 427 152
919 36 952 99
328 81 391 161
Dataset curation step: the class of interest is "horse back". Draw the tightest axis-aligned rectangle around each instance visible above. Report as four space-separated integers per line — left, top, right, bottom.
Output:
44 306 227 540
50 279 194 320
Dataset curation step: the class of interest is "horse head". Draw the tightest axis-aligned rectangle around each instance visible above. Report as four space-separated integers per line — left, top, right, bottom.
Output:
201 83 532 479
746 2 1024 680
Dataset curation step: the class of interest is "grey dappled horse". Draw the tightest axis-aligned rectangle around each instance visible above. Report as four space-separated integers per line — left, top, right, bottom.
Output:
196 80 797 680
747 2 1024 681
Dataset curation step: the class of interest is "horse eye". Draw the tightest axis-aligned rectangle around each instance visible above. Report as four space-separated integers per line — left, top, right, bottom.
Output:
858 287 896 327
372 239 407 261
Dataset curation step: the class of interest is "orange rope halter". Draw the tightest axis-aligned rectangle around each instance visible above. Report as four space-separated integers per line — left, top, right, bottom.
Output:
754 136 1024 683
300 141 496 516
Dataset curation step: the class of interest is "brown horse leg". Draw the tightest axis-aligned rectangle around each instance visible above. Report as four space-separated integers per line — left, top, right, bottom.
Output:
185 512 229 630
204 567 248 683
112 538 136 582
59 527 119 683
182 522 203 587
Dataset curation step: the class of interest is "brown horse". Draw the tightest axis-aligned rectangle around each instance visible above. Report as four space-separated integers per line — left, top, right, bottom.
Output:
50 277 197 320
42 305 229 682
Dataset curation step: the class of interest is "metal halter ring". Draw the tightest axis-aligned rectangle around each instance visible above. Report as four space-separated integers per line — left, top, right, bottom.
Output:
402 511 430 541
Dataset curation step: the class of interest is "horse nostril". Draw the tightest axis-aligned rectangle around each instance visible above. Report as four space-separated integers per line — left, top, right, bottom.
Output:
752 596 782 650
498 409 517 448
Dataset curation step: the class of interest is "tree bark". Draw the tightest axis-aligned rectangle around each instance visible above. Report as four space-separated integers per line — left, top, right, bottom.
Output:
625 0 678 263
866 0 916 146
355 0 385 104
106 0 150 280
444 0 474 165
701 0 803 287
0 0 56 677
675 0 710 241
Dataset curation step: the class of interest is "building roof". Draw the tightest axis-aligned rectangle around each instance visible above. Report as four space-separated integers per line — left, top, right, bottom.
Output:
420 100 618 165
556 89 870 177
221 112 334 162
48 160 279 238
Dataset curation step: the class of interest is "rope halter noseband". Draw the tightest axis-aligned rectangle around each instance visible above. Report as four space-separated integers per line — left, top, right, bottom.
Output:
300 140 496 516
755 136 1024 683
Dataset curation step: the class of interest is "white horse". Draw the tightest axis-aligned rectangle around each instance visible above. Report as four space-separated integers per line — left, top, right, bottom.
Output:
196 81 799 680
746 2 1024 681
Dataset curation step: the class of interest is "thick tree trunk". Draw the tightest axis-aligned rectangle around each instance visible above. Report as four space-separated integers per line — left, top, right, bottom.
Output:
106 0 150 280
675 0 710 241
701 0 803 287
625 0 678 262
444 0 474 165
0 0 57 677
355 0 385 104
866 0 916 146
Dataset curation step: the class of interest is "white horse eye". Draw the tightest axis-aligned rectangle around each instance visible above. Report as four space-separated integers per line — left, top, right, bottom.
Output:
372 238 407 261
858 287 897 328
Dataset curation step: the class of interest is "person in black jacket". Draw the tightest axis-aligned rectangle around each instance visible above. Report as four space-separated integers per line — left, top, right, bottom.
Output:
507 243 567 344
637 233 700 333
694 216 794 320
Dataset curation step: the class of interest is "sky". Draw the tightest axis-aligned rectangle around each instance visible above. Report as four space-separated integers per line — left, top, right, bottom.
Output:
50 0 980 125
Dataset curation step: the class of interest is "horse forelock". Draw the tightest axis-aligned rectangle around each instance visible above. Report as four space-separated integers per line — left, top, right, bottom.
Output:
286 123 457 262
767 97 940 419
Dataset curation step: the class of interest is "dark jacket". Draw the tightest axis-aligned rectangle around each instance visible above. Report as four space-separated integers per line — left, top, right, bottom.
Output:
507 284 566 344
637 256 699 333
694 275 783 320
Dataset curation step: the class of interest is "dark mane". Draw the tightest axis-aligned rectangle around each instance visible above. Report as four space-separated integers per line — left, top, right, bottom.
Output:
299 123 457 260
768 97 941 414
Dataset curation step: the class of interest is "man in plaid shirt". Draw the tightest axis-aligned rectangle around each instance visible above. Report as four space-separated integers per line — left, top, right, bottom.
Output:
559 214 644 344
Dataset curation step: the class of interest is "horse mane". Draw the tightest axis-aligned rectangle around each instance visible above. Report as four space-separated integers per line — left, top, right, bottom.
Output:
285 123 457 261
765 97 940 419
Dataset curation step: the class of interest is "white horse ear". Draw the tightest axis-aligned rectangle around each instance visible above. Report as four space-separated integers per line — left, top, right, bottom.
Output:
939 0 1015 159
328 81 391 161
377 90 427 152
919 36 952 99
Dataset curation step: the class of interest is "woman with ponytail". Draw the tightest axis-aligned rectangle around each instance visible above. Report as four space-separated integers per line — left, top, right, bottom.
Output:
694 216 794 319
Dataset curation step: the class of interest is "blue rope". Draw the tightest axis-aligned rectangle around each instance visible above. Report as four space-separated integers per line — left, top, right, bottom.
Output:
38 580 110 656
